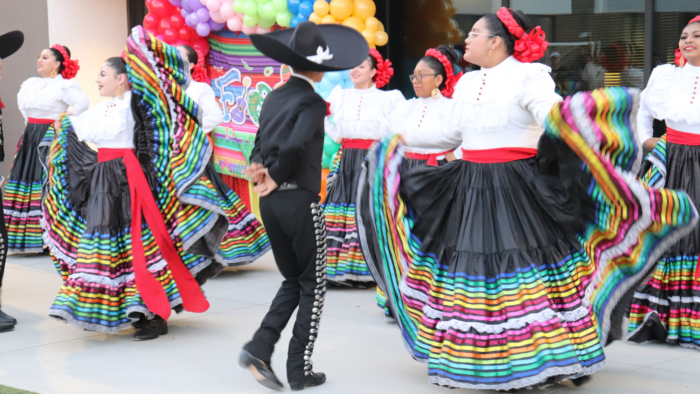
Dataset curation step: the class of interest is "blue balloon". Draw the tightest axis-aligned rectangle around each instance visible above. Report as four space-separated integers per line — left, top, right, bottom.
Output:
290 15 301 28
298 1 314 18
325 72 342 84
297 12 309 22
288 0 301 15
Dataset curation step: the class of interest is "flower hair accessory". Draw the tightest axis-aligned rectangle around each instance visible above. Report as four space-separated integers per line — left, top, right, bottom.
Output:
676 15 700 67
51 44 80 79
425 48 463 98
191 48 210 84
369 48 393 89
496 7 549 63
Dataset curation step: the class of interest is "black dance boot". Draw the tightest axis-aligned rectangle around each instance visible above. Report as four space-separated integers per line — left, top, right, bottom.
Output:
0 308 17 325
133 316 167 341
239 350 284 391
0 321 14 333
289 372 326 391
130 314 147 330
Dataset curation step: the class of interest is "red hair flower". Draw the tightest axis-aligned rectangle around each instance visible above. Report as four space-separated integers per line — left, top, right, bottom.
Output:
51 44 80 79
496 7 549 63
369 48 393 89
425 48 463 98
676 15 700 67
191 49 210 84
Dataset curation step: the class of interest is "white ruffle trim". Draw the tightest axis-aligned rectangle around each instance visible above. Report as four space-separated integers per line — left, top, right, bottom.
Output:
644 64 700 125
18 77 64 112
71 96 130 143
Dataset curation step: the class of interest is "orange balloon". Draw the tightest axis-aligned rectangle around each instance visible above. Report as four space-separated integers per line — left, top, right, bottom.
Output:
375 30 388 46
364 16 380 31
321 14 337 24
362 28 376 46
342 16 365 32
329 0 353 21
309 12 323 24
313 0 329 16
353 0 376 21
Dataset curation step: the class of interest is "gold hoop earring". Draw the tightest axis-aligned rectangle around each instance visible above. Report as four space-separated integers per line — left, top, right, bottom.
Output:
487 48 493 61
431 88 441 99
680 56 685 67
50 69 58 78
116 85 124 100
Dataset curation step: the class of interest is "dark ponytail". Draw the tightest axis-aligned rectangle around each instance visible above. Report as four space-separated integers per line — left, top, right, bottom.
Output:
179 45 198 67
49 46 71 74
480 10 532 56
420 45 459 91
105 57 127 76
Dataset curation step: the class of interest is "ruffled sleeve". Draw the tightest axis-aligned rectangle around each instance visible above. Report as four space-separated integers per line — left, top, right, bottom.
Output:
62 80 89 116
70 96 131 145
518 63 562 127
637 64 675 143
325 85 344 142
16 78 34 122
384 98 414 135
192 82 224 133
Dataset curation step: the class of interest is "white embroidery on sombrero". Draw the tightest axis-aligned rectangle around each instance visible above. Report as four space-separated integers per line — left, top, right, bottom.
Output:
307 46 333 64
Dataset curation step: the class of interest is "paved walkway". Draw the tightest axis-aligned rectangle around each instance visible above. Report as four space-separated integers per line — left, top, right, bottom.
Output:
1 252 699 394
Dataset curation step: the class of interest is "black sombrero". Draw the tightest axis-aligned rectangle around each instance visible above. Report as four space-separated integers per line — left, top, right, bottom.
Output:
250 22 369 72
0 31 24 59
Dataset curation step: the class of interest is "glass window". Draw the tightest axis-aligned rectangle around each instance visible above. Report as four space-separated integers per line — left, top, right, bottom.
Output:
654 0 700 66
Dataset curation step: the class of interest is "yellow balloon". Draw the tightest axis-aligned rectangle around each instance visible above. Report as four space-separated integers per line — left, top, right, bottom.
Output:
342 16 365 32
375 30 388 46
313 0 330 16
364 16 380 32
309 12 323 24
353 0 376 21
321 14 337 24
362 28 376 46
376 20 385 32
329 0 353 21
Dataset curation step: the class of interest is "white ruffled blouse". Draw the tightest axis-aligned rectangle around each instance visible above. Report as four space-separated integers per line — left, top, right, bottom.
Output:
638 63 700 141
325 85 405 142
386 95 461 155
17 75 89 123
186 80 223 134
450 56 562 152
70 91 135 149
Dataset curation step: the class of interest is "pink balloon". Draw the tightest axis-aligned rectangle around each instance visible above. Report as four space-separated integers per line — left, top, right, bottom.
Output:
221 0 233 3
220 3 236 19
227 16 243 31
206 0 221 11
155 34 167 42
241 23 256 35
255 26 272 34
210 10 226 23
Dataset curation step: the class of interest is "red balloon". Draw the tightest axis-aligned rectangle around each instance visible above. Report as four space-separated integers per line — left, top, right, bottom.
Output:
149 0 171 18
179 27 193 42
158 19 171 34
170 14 185 30
164 28 179 44
193 38 210 57
143 14 159 31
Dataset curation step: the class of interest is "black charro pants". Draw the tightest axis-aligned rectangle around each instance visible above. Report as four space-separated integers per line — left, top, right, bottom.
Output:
244 188 327 383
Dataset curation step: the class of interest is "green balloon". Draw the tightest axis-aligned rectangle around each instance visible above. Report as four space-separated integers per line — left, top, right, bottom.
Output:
323 135 340 156
256 0 269 3
233 0 246 13
243 0 258 16
243 13 258 27
263 2 277 19
258 15 276 28
258 2 266 17
321 153 331 169
276 10 291 27
272 0 287 12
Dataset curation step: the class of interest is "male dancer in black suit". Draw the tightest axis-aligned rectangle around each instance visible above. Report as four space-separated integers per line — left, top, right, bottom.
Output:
239 22 368 391
0 30 24 334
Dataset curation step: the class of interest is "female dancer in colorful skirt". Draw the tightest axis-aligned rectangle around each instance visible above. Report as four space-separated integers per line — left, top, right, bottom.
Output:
323 48 404 286
628 15 700 350
6 44 88 254
177 44 271 266
42 28 253 340
375 45 462 314
357 8 698 391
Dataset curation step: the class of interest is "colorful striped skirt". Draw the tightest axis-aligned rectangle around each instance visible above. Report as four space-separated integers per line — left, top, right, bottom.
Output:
4 120 52 253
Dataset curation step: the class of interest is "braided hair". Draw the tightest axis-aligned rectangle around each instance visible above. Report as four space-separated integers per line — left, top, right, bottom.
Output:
419 45 459 91
49 45 71 74
481 10 533 56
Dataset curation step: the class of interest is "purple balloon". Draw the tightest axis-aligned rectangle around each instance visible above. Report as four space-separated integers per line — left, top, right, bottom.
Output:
181 9 189 18
188 0 204 10
196 8 210 23
186 12 199 28
208 19 226 31
181 0 192 12
168 0 182 7
196 22 211 37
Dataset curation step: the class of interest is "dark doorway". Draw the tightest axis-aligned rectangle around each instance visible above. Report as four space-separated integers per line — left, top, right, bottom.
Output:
127 0 148 33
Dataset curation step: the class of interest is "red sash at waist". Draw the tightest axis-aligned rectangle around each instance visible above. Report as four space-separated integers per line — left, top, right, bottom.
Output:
97 148 209 320
461 147 537 163
407 150 452 166
666 127 700 146
342 138 375 150
28 117 55 125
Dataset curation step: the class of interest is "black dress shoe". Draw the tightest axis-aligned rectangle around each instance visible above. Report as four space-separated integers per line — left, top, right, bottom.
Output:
290 372 326 391
0 309 17 325
239 350 284 391
131 314 147 330
572 375 591 387
133 316 167 341
0 321 14 333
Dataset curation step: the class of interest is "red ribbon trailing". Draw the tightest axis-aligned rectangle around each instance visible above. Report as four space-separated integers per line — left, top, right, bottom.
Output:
97 148 209 320
0 97 4 110
461 147 537 163
28 117 55 125
407 150 452 166
342 138 375 150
